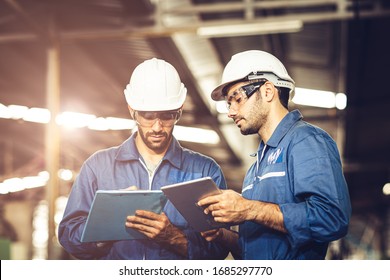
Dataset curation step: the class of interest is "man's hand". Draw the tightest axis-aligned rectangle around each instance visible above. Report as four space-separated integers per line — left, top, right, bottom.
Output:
126 210 175 241
198 189 255 224
198 190 287 234
201 228 241 257
126 210 188 257
200 228 223 242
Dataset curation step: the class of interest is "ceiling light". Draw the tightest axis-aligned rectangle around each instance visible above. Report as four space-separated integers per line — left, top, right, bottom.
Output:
335 93 347 110
0 103 11 119
23 107 51 123
8 104 28 119
58 169 74 181
383 183 390 196
174 125 220 144
292 88 347 110
22 176 47 189
197 20 303 38
1 102 216 145
88 117 109 131
105 117 136 130
56 111 96 128
3 178 24 193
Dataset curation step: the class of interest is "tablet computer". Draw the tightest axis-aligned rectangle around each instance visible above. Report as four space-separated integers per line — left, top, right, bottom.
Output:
161 177 228 232
81 190 167 242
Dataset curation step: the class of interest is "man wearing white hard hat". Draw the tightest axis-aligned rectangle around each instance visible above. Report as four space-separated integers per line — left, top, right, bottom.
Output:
198 50 351 259
59 58 229 260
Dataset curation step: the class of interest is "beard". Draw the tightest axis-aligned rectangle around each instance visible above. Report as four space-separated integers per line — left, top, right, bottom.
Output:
240 121 260 135
239 116 263 135
238 98 268 136
137 125 173 153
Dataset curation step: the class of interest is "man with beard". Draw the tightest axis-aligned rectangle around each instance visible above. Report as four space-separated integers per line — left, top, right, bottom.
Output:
198 50 351 259
58 58 228 260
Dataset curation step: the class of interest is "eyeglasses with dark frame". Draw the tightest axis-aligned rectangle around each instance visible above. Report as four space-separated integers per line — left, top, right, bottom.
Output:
134 109 182 127
226 80 267 110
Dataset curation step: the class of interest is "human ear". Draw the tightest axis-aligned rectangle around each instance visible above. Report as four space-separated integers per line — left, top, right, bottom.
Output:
263 82 275 101
128 105 136 119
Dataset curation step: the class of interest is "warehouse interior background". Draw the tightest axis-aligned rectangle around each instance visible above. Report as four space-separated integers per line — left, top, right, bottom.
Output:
0 0 389 260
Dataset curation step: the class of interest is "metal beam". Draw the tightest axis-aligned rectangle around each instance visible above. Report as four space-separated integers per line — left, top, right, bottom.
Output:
3 0 48 41
44 41 60 260
161 0 341 14
0 0 390 43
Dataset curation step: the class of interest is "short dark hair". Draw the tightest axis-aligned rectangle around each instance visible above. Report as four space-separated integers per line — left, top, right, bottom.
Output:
277 87 290 110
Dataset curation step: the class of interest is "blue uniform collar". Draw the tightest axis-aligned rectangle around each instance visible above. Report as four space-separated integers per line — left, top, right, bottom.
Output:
263 109 303 148
115 132 183 169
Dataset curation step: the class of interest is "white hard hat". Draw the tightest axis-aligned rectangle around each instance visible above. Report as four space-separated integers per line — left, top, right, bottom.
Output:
124 58 187 111
211 50 295 101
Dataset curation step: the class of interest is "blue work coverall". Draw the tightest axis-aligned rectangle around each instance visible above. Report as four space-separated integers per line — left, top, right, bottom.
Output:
58 133 229 260
239 110 351 259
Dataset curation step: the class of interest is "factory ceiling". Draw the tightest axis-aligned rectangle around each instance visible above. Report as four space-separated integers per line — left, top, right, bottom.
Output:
0 0 389 219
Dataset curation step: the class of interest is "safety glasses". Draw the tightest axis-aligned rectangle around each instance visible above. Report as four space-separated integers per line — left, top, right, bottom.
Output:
226 80 267 110
134 109 182 127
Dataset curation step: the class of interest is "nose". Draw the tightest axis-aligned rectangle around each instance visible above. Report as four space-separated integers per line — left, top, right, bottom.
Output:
227 106 238 119
151 118 163 131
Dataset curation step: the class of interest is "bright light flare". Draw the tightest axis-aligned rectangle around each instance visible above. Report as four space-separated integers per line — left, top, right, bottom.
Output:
56 111 96 128
174 125 220 144
292 88 347 110
8 104 29 119
383 183 390 196
23 107 51 123
293 88 336 108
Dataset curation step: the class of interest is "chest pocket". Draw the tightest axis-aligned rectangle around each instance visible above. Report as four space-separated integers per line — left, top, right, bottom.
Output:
250 162 287 204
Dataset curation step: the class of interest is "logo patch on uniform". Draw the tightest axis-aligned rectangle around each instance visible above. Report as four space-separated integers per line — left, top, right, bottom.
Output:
267 148 283 165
